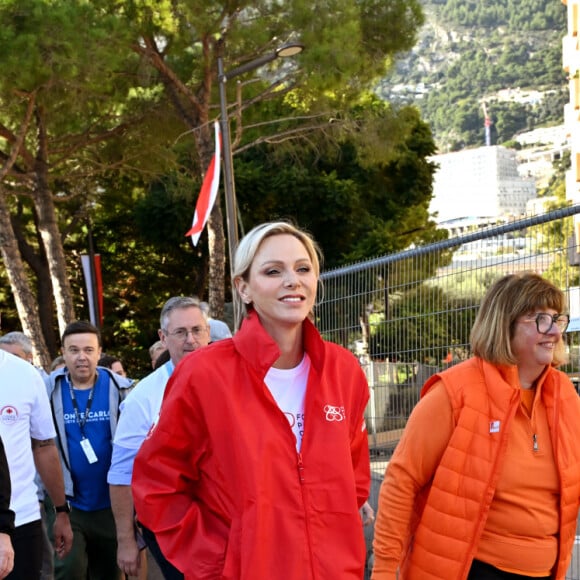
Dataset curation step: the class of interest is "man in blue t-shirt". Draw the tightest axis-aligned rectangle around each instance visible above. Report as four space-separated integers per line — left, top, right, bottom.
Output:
46 321 133 580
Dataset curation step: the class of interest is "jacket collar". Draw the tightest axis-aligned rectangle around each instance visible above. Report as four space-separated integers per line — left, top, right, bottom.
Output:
481 358 554 406
49 365 134 390
491 360 550 391
233 310 325 378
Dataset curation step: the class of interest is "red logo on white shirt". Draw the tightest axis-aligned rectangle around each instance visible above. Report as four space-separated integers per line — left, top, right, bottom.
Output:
0 406 18 425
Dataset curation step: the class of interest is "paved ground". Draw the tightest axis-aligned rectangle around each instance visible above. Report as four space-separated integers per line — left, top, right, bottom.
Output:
125 550 164 580
146 551 164 580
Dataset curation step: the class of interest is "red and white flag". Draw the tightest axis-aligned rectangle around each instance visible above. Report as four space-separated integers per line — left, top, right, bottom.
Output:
80 254 104 327
186 121 222 245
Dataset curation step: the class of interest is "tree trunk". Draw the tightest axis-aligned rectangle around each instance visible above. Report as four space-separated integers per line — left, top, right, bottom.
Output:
207 206 226 319
0 189 51 369
12 209 59 357
33 106 76 336
135 36 228 318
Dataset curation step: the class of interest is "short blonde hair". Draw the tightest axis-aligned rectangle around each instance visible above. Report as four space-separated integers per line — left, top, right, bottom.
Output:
233 221 322 329
470 272 568 366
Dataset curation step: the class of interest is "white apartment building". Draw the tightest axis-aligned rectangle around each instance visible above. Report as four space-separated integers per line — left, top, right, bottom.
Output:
562 0 580 247
429 145 536 225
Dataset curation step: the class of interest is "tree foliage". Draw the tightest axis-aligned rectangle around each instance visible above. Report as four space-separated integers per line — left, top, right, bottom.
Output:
0 0 442 372
235 100 442 266
87 98 443 376
102 0 428 318
0 0 167 363
440 0 565 31
381 0 567 150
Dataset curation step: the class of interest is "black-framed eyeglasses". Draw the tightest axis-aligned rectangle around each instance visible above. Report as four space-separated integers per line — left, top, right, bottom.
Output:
521 312 570 335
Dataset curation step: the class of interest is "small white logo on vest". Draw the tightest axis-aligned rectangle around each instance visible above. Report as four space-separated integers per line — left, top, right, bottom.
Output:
324 405 345 422
489 420 500 433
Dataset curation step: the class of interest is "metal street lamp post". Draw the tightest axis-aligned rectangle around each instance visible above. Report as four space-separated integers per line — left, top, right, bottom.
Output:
217 41 304 322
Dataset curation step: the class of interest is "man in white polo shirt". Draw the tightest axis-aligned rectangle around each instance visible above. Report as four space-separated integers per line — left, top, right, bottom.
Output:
0 348 73 579
108 297 211 579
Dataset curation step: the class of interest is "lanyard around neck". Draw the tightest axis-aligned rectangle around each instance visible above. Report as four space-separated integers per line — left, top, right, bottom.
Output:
67 375 96 436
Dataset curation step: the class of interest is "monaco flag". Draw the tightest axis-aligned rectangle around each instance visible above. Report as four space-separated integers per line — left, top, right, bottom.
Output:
186 121 222 245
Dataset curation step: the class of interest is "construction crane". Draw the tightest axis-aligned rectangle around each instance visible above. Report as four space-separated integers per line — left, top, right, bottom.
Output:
481 101 492 146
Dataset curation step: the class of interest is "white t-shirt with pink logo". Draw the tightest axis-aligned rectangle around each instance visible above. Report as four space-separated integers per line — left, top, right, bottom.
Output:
264 354 311 451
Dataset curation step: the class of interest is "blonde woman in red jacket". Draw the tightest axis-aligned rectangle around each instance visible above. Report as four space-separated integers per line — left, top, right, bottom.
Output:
372 272 580 580
132 222 371 579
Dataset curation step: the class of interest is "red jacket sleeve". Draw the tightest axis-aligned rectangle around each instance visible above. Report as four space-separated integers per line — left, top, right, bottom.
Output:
132 371 229 575
350 370 371 509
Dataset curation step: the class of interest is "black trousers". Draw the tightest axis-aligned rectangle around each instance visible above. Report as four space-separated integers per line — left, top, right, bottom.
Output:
6 519 43 580
468 559 551 580
141 524 183 580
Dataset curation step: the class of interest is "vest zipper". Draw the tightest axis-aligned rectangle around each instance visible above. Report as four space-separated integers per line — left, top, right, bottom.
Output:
532 433 539 452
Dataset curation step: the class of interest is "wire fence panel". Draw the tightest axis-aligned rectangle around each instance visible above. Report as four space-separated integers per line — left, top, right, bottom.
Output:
316 205 580 579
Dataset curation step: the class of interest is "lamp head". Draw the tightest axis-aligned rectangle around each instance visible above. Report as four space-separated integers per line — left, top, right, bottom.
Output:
276 43 305 58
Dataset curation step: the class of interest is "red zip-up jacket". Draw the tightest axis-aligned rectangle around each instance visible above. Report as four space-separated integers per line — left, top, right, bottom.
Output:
132 311 370 579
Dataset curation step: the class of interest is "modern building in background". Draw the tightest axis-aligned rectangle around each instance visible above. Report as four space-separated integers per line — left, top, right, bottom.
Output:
429 145 536 229
563 0 580 250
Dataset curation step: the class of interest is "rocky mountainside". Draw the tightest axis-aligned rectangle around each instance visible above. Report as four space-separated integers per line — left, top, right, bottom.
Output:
378 0 568 152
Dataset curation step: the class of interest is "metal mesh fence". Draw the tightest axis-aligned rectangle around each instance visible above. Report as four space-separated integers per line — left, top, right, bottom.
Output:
316 204 580 578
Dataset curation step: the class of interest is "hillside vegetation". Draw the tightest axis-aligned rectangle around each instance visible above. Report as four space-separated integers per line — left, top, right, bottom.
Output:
379 0 568 151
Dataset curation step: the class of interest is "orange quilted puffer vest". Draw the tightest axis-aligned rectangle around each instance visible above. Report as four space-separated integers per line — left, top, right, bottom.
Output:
398 358 580 580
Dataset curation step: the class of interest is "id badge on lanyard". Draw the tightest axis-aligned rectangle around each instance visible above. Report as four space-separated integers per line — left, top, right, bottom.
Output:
68 376 99 464
80 437 98 464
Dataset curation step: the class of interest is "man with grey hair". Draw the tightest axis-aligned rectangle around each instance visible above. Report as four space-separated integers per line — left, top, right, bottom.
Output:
0 331 33 363
0 331 49 380
108 296 211 579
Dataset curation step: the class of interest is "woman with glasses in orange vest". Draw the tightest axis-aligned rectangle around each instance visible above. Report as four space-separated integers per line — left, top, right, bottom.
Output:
372 272 580 580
